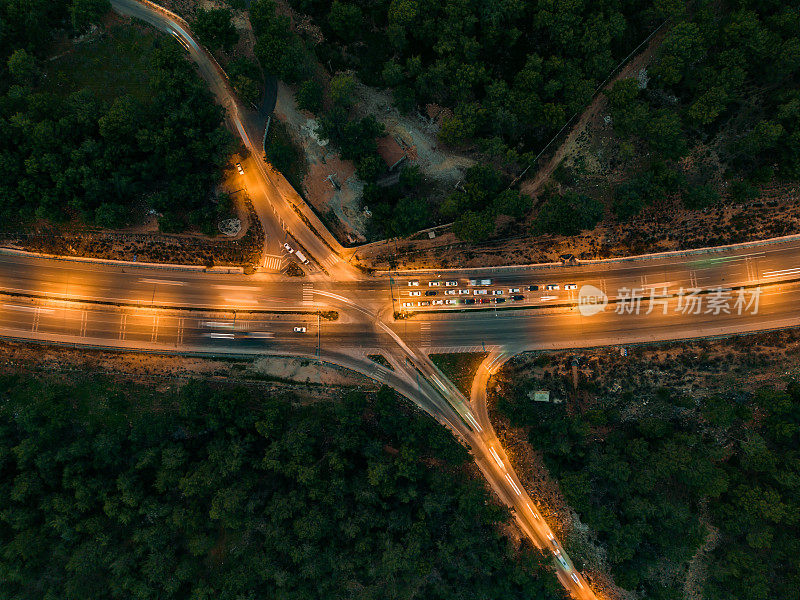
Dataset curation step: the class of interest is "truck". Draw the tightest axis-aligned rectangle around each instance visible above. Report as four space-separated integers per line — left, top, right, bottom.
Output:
295 250 309 264
468 278 492 286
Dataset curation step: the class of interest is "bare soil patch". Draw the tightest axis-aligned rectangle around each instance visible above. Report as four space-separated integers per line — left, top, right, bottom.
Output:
0 188 263 267
0 340 376 400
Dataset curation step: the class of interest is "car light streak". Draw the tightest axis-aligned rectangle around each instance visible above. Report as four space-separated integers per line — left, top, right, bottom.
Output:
762 267 800 278
505 473 521 495
489 447 505 469
431 374 448 392
465 411 483 432
2 304 54 313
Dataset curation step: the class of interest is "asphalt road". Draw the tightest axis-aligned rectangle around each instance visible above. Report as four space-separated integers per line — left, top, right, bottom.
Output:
19 3 800 598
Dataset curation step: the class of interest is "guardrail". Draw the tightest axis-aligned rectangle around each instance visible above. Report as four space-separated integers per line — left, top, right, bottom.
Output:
0 247 244 274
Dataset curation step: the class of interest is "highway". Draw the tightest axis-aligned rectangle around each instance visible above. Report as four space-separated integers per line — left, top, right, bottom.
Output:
10 2 800 598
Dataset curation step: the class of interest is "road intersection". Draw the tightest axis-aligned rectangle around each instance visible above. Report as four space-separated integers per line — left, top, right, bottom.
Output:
10 2 800 597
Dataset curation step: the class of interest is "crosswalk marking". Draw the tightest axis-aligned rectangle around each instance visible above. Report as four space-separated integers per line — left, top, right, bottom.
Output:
177 318 184 345
324 255 338 267
119 314 127 340
424 345 492 354
420 322 431 347
262 254 284 271
302 283 314 306
79 310 88 337
150 315 159 343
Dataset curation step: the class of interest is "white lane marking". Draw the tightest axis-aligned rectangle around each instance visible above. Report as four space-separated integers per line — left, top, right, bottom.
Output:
505 473 521 495
313 290 353 304
223 297 259 304
140 278 185 286
489 447 504 470
214 285 258 291
641 281 674 289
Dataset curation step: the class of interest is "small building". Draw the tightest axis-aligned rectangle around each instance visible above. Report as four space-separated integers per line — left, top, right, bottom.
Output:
376 135 407 171
527 390 563 404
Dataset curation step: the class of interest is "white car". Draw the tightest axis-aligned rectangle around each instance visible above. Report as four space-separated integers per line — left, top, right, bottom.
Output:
236 162 244 175
445 289 456 295
293 326 306 333
402 302 413 308
445 299 457 305
492 289 504 295
474 289 488 295
509 288 520 293
283 243 294 254
409 291 421 296
419 301 430 306
564 284 578 290
408 280 419 286
428 281 441 287
432 299 444 305
445 280 458 286
545 284 559 290
459 289 470 295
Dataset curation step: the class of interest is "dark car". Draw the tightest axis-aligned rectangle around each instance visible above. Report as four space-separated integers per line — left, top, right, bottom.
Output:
512 294 525 301
528 285 539 291
425 290 437 296
495 297 506 304
464 298 476 305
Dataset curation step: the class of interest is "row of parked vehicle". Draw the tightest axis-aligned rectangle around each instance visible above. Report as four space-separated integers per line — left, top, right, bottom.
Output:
404 278 578 307
402 296 522 307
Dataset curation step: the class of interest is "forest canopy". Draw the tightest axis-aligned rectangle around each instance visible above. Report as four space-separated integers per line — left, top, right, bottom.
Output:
0 375 566 600
0 0 234 232
498 376 800 600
